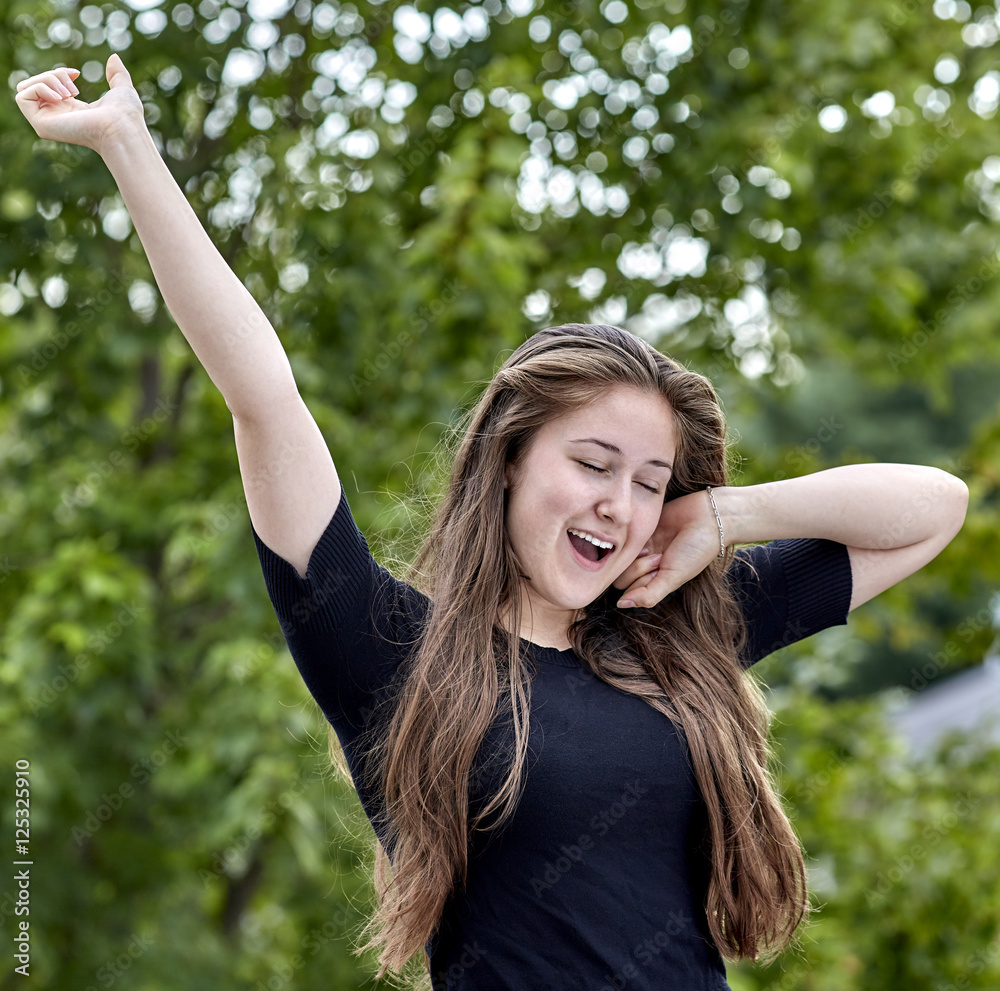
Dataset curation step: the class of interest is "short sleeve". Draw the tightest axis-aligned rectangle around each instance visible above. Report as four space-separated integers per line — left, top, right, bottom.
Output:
250 480 431 738
725 538 854 668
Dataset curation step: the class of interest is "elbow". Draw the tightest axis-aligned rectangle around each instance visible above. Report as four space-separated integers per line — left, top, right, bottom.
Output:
932 467 969 540
952 474 970 534
228 388 301 425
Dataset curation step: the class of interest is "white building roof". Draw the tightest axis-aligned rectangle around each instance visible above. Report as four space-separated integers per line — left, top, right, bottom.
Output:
889 656 1000 758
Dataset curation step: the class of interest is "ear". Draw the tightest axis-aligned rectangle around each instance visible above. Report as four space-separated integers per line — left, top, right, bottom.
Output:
503 464 510 489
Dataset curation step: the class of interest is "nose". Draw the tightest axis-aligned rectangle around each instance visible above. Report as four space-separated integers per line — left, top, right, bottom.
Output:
597 476 632 527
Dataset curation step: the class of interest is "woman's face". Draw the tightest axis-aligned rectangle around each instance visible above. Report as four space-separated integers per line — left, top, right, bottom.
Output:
503 383 677 648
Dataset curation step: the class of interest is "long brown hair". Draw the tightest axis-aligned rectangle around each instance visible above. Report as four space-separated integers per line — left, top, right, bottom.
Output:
340 324 808 982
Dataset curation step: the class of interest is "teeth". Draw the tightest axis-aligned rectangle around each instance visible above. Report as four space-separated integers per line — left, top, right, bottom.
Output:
568 528 614 551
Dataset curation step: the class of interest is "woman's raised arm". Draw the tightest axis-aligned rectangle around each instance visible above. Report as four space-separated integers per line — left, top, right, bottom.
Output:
15 55 340 577
614 464 969 611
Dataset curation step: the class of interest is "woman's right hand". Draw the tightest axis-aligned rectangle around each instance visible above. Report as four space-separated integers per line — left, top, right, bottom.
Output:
14 53 146 157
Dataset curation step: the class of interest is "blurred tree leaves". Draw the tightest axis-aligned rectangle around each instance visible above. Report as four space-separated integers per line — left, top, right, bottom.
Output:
730 688 1000 991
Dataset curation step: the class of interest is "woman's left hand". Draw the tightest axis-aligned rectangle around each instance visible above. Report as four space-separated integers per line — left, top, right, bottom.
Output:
613 489 722 609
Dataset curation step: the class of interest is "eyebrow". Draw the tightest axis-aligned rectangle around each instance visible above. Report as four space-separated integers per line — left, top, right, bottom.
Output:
569 438 673 470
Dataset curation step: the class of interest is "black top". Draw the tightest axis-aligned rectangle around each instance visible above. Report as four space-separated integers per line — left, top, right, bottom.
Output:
251 481 853 990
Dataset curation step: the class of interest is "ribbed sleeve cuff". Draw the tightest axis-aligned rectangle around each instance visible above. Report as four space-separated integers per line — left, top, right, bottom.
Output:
779 537 853 637
250 481 376 636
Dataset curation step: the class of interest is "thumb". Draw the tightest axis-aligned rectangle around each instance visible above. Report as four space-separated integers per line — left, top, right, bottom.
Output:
106 53 133 89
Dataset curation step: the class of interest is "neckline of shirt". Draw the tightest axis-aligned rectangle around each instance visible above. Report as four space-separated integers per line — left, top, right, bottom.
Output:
519 638 581 668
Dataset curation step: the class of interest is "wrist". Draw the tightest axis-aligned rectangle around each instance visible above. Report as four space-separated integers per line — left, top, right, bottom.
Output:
705 484 750 548
705 486 727 558
710 482 780 546
97 113 152 163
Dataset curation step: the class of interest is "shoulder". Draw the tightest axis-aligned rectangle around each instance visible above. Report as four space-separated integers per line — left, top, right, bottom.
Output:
252 481 430 640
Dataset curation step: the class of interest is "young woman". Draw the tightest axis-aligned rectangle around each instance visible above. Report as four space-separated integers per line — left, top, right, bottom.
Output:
16 57 969 990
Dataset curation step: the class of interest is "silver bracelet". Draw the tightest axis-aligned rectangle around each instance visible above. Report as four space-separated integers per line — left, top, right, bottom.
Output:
706 486 725 560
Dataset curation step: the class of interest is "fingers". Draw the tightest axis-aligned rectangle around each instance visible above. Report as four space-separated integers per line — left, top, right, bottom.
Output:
611 553 662 592
615 569 662 610
616 567 679 610
16 67 80 92
616 542 719 608
15 67 80 100
16 81 70 107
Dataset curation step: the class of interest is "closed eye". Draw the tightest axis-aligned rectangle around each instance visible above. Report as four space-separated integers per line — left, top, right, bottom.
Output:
578 461 660 494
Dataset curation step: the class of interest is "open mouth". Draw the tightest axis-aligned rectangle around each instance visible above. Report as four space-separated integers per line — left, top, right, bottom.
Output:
567 529 615 565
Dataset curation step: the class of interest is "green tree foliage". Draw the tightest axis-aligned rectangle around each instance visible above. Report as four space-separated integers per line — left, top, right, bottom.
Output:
731 688 1000 991
1 0 999 987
